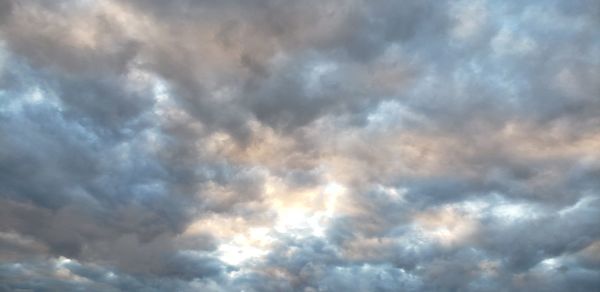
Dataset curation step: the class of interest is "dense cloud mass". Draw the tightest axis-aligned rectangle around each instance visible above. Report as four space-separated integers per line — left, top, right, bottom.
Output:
0 0 599 291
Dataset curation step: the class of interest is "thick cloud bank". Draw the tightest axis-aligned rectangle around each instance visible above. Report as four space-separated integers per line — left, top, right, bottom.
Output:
1 0 599 291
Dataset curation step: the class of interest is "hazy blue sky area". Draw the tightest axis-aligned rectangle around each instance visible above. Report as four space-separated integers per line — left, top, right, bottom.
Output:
0 0 599 291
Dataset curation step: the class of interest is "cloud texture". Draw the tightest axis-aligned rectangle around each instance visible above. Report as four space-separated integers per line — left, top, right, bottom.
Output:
0 0 599 291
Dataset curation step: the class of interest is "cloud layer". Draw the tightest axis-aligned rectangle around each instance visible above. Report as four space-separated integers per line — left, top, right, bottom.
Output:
1 0 599 291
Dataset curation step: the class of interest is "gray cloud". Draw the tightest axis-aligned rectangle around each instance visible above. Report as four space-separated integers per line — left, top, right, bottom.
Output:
0 0 599 291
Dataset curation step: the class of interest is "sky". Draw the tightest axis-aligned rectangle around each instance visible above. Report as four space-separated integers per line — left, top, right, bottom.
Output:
0 0 599 291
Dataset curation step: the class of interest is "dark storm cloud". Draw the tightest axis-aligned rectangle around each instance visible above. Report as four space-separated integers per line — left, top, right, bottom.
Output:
1 0 599 291
107 0 441 135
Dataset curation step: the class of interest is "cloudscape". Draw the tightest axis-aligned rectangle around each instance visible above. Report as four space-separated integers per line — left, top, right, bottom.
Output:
0 0 599 291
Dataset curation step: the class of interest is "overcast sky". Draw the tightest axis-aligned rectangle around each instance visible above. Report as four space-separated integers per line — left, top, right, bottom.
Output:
0 0 599 291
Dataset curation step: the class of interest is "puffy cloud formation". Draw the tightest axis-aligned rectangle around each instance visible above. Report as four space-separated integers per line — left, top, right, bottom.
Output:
1 0 599 291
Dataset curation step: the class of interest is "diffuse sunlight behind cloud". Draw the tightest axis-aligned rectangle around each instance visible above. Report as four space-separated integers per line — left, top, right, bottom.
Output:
0 0 599 291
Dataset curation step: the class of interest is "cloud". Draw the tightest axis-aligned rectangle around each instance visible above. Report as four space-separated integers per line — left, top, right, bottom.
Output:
0 0 598 291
